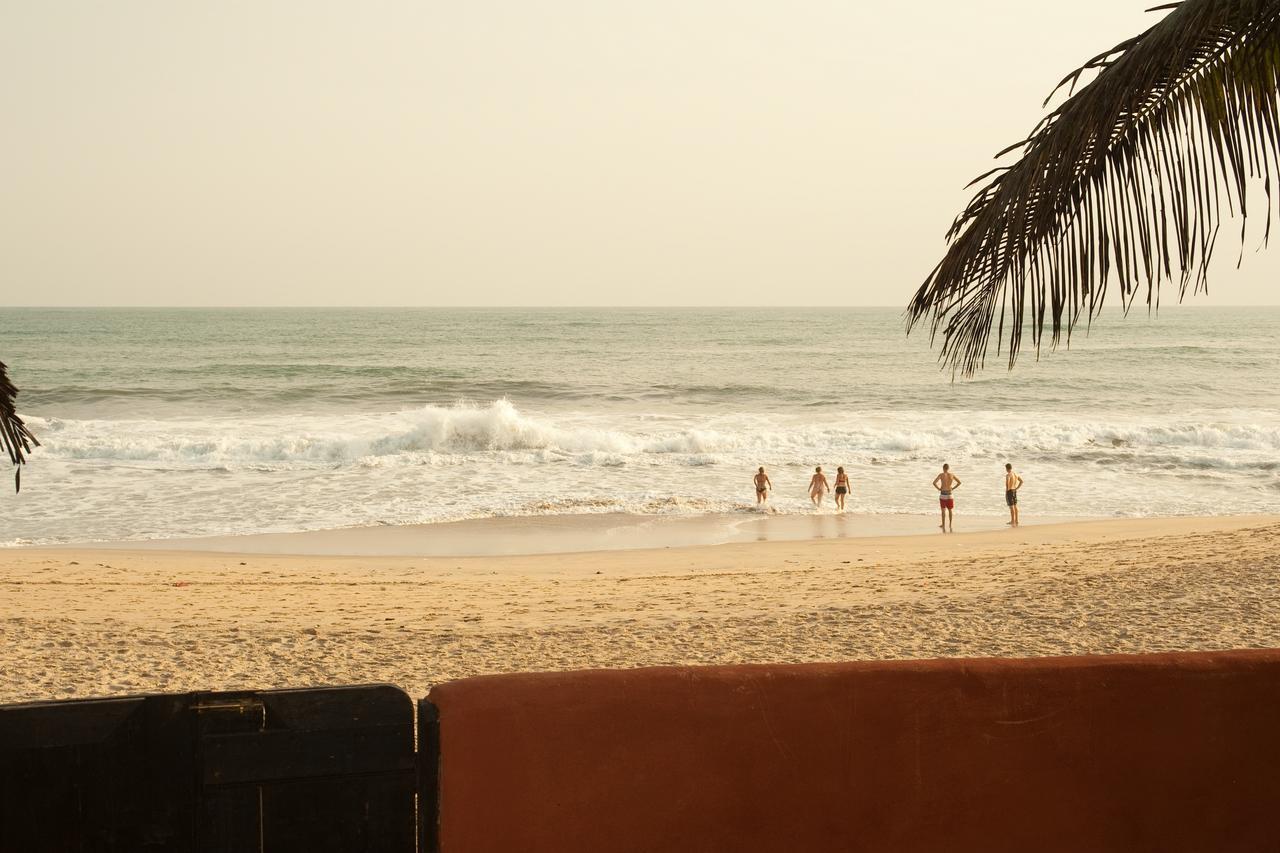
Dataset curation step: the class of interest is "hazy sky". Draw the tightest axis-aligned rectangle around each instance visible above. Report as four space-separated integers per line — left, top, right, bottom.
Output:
4 1 1278 307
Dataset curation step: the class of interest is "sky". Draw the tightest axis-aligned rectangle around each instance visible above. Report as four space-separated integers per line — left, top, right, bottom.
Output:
3 1 1278 307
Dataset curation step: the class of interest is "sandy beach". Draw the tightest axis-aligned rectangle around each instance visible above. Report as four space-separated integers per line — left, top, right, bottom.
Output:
2 513 1278 704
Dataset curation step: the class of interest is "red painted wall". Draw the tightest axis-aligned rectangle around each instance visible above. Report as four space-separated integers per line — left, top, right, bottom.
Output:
426 650 1280 852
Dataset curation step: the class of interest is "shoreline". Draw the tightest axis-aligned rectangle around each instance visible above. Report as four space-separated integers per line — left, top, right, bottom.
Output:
30 509 1103 557
11 513 1277 571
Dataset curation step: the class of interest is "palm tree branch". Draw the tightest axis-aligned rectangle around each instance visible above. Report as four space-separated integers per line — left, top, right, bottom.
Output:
0 361 39 493
908 0 1280 375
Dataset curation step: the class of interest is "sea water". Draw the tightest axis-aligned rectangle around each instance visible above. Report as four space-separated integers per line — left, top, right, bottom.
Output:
1 307 1277 546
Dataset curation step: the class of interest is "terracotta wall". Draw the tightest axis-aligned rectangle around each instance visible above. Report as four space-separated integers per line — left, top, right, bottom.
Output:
425 650 1280 852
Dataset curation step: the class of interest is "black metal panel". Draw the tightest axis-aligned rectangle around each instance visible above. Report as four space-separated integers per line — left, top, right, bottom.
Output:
0 694 193 852
197 685 418 853
0 685 416 853
417 699 441 853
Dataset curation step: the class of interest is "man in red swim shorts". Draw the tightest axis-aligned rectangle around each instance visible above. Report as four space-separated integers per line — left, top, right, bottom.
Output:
932 463 961 532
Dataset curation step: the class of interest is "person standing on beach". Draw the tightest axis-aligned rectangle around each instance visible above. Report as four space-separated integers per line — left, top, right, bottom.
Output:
753 467 772 505
833 466 851 511
1004 463 1023 527
933 463 961 532
808 466 830 507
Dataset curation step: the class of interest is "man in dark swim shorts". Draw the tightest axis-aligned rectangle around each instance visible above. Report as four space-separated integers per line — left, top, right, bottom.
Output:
1004 463 1023 527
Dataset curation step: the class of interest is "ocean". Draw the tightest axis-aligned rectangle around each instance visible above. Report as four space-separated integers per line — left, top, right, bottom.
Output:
1 307 1277 547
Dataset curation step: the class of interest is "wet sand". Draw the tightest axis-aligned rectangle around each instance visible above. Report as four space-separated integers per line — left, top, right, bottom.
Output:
73 511 1090 556
2 514 1278 703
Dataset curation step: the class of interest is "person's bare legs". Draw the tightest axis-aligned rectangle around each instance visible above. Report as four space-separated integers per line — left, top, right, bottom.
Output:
1012 503 1020 527
939 504 946 531
946 506 954 532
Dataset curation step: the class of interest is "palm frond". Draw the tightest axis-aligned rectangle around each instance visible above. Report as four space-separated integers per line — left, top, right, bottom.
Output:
908 0 1280 375
0 361 39 493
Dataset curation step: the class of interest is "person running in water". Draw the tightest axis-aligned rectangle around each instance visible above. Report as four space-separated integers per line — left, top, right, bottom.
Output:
808 466 830 507
1004 463 1023 527
833 466 851 511
753 467 772 505
932 463 961 532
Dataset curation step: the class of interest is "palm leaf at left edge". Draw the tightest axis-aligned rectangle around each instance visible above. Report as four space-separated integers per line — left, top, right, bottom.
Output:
0 361 39 492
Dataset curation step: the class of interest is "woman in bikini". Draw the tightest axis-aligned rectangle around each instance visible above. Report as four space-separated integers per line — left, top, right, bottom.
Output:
808 466 830 507
753 467 772 505
833 466 850 511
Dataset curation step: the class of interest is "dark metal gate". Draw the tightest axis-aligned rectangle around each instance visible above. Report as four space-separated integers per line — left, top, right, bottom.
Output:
0 685 416 852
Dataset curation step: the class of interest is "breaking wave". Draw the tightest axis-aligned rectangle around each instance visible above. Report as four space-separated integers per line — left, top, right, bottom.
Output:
23 400 1280 471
